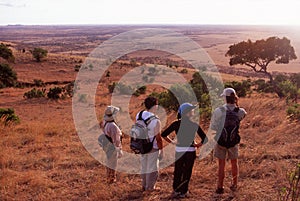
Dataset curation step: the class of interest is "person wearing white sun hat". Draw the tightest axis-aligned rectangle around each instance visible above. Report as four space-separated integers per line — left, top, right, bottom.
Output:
101 105 123 184
211 88 247 194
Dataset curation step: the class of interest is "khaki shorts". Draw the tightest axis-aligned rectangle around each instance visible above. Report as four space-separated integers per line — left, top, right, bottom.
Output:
214 144 239 160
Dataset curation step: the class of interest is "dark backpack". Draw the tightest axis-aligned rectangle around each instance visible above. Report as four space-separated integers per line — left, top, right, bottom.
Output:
130 111 157 154
217 106 241 148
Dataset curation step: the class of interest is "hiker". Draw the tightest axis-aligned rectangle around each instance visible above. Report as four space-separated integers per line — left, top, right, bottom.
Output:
161 103 207 198
100 105 123 184
211 88 247 194
137 96 163 192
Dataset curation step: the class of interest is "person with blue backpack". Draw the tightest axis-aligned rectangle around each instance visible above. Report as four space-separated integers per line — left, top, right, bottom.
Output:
211 88 247 194
161 102 207 198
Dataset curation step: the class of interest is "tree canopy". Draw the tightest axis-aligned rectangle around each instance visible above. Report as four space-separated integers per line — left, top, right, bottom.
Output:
0 43 15 62
226 36 297 83
31 47 48 62
0 63 17 88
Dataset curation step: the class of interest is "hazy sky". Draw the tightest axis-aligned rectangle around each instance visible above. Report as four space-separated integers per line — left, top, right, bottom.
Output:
1 0 300 25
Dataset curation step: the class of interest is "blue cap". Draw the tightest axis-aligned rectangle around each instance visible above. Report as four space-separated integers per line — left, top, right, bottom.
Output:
178 103 197 117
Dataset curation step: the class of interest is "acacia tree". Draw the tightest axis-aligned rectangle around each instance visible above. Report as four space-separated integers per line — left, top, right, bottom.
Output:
31 47 48 62
226 36 297 83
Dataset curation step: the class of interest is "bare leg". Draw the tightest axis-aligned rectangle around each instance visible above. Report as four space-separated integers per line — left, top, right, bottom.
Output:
231 159 238 187
217 159 226 188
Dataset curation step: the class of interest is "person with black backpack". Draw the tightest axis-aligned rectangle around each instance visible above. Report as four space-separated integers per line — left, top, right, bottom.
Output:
136 97 163 192
161 103 207 198
211 88 247 194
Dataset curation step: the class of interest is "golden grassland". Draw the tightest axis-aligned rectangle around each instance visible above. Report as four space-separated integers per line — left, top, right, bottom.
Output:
1 95 299 201
1 25 300 200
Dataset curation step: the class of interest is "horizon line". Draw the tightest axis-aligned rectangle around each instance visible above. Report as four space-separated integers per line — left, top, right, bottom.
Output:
2 23 300 27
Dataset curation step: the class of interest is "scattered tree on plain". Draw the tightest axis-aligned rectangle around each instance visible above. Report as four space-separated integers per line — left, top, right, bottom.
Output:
31 47 48 62
226 36 297 83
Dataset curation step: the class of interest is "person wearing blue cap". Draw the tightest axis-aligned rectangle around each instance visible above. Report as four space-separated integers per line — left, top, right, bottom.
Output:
161 102 207 198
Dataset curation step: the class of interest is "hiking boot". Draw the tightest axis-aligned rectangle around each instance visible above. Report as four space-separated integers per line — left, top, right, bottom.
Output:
170 191 181 198
215 187 224 194
179 192 189 198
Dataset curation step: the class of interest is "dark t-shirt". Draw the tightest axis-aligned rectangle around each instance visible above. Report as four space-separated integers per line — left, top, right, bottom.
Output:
161 117 207 147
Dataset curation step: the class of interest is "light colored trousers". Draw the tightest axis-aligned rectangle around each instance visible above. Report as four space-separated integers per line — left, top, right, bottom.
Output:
141 148 159 190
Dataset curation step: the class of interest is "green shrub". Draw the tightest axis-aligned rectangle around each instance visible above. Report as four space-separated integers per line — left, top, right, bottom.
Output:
63 82 74 97
108 82 116 93
148 67 158 76
47 87 63 99
180 68 188 74
23 88 46 99
278 163 300 201
133 86 147 97
115 83 133 95
31 47 48 62
279 81 298 103
33 79 45 87
74 64 81 72
0 63 17 88
0 108 19 124
106 70 110 77
225 80 251 97
0 43 15 62
287 104 300 121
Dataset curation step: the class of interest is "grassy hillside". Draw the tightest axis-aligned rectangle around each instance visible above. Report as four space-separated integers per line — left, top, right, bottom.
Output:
1 26 299 200
1 94 299 200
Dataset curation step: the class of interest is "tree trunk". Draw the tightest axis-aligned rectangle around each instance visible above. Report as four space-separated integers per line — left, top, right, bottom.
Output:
266 71 273 84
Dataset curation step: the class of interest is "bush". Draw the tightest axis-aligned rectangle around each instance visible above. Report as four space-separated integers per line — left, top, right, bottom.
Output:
180 68 188 74
150 91 179 112
31 47 48 62
287 104 300 121
0 63 17 88
278 163 300 201
225 80 251 97
23 88 46 99
148 67 158 76
47 87 63 99
0 43 15 62
133 86 147 97
279 81 298 103
63 82 75 97
108 82 116 93
74 64 81 72
115 83 133 95
33 79 45 87
0 108 20 124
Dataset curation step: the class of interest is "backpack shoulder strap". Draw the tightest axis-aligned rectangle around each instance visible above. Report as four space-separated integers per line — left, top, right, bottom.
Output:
138 111 157 126
138 110 144 121
144 115 157 125
233 107 240 112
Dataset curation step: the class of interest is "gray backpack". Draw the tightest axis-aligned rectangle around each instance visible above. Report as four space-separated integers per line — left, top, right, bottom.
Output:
130 111 157 154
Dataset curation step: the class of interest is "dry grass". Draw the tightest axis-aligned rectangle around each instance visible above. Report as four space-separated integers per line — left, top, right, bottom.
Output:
1 25 299 200
1 94 299 201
